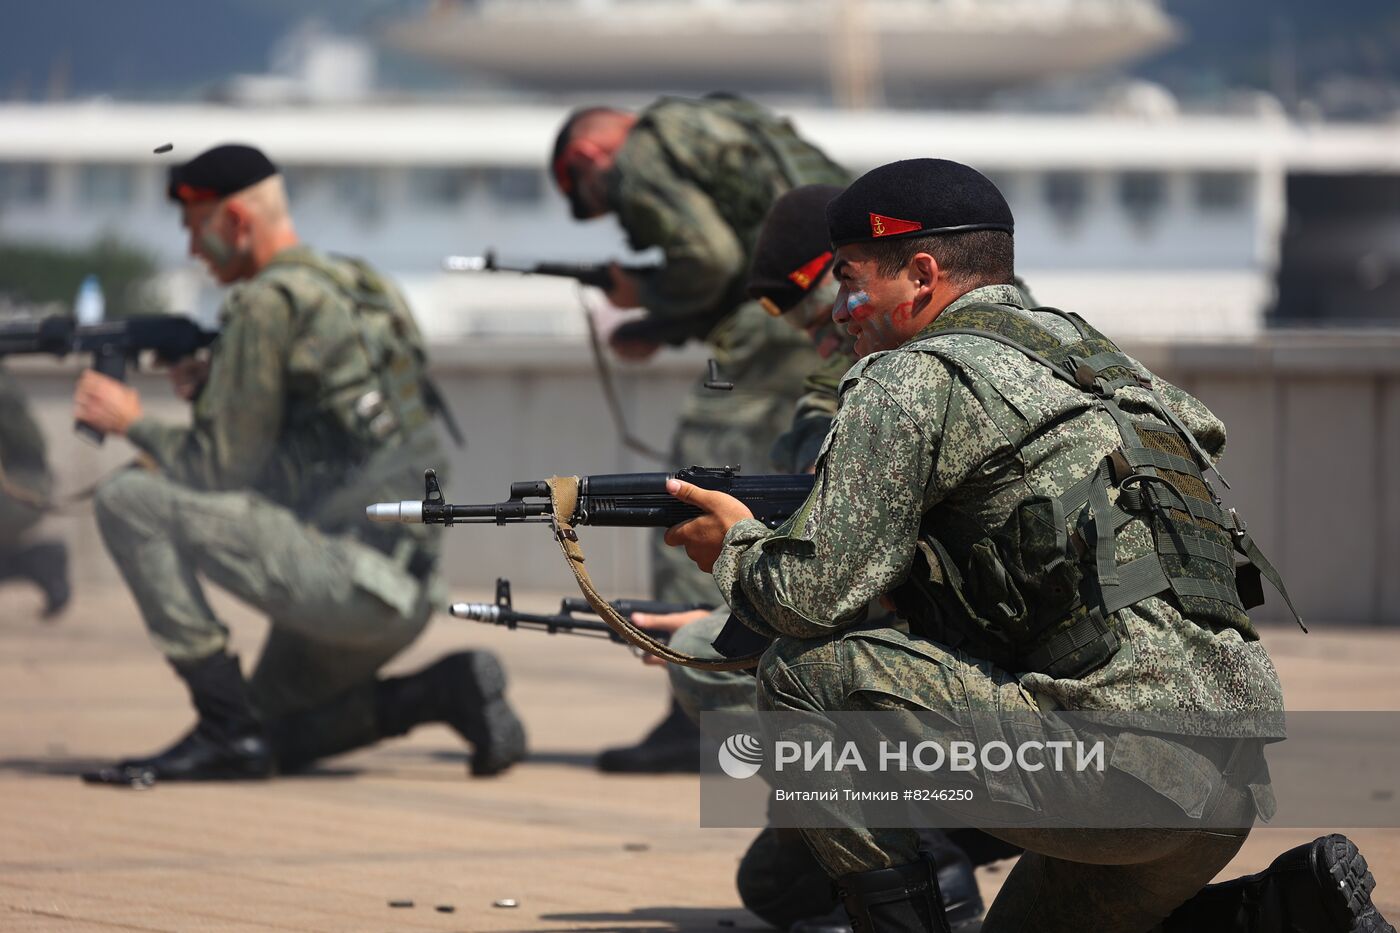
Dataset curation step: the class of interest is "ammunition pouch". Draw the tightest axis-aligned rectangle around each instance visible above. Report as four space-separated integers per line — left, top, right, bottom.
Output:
893 497 1118 681
888 301 1305 680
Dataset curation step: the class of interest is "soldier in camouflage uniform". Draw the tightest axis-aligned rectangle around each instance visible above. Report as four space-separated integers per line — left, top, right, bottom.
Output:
550 95 849 771
656 185 997 932
663 160 1393 933
0 364 70 617
76 145 525 785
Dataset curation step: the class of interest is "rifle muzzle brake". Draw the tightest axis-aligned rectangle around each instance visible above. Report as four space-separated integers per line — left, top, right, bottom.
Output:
449 602 497 621
366 500 424 524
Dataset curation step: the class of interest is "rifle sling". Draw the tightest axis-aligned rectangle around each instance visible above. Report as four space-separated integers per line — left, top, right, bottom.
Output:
545 475 762 671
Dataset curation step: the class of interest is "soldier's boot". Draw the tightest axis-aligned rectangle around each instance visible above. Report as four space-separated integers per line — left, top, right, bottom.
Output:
836 857 954 933
596 698 700 773
82 652 274 786
775 829 983 933
376 651 527 776
787 864 981 932
916 830 984 930
0 540 71 619
1165 834 1396 933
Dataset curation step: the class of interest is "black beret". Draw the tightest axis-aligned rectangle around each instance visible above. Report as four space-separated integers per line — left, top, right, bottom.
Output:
747 184 844 314
167 144 278 204
826 158 1012 248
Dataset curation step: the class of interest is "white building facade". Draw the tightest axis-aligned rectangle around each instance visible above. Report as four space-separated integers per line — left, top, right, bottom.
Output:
6 101 1398 341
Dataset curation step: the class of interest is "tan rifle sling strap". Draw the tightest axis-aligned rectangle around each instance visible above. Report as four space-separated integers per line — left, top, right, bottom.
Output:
544 474 763 671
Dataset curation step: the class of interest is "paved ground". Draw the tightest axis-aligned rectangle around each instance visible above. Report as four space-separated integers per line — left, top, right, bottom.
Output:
2 581 1398 932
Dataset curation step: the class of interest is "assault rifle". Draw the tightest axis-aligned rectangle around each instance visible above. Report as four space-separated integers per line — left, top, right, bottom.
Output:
442 250 715 349
450 578 711 646
0 314 218 443
366 466 813 530
443 250 659 291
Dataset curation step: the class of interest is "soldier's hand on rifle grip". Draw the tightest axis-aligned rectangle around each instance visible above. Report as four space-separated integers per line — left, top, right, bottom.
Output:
73 370 143 437
166 352 211 402
608 333 661 361
632 608 716 666
605 261 643 310
662 477 755 573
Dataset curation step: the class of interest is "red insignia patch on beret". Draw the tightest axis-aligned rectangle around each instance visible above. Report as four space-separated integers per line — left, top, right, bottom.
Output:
176 183 220 204
869 213 922 238
787 251 833 290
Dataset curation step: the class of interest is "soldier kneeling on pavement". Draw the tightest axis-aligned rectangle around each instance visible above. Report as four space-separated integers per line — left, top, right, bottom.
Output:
662 159 1393 933
76 144 525 785
0 364 70 619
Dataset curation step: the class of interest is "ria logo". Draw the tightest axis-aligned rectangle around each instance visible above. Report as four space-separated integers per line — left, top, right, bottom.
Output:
718 733 764 779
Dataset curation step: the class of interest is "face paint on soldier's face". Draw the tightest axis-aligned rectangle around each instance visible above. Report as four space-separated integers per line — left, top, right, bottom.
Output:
832 253 923 357
192 208 252 285
199 226 234 269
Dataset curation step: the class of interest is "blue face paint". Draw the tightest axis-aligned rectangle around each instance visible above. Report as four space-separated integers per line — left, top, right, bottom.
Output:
841 287 907 355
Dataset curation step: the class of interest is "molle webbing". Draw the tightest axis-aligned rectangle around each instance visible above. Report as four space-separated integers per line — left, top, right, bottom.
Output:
713 97 845 189
265 253 435 445
903 302 1302 674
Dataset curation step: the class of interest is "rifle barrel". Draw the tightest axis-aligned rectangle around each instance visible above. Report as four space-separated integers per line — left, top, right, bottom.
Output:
449 602 618 639
442 255 492 272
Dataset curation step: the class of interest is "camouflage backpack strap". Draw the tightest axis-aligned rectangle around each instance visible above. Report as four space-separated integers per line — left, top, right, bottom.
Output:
1012 307 1303 633
263 251 461 447
330 254 464 447
706 94 848 187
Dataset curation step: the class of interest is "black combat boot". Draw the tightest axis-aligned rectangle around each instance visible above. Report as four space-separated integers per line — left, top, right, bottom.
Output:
836 857 954 933
779 830 984 933
0 540 71 619
82 652 274 786
916 830 984 930
375 651 527 776
597 698 700 773
1165 834 1396 933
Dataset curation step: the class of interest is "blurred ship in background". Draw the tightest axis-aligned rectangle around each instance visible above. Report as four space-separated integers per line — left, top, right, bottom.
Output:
0 0 1398 343
1 0 1397 617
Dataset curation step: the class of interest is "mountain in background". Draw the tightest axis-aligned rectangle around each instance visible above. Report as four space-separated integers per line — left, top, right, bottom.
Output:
1 0 1397 117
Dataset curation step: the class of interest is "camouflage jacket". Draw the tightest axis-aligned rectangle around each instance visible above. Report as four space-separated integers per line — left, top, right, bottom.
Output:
609 96 849 344
714 285 1284 726
768 278 1038 474
126 246 443 539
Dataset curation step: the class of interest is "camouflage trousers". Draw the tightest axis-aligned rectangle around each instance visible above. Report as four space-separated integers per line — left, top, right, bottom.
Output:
666 609 757 720
667 613 1001 930
651 303 821 604
94 467 432 722
756 625 1261 933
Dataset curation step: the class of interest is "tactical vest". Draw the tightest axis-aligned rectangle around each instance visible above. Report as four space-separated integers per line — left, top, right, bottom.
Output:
701 95 849 196
890 302 1302 681
263 251 436 455
642 96 847 259
620 96 848 344
258 251 448 548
